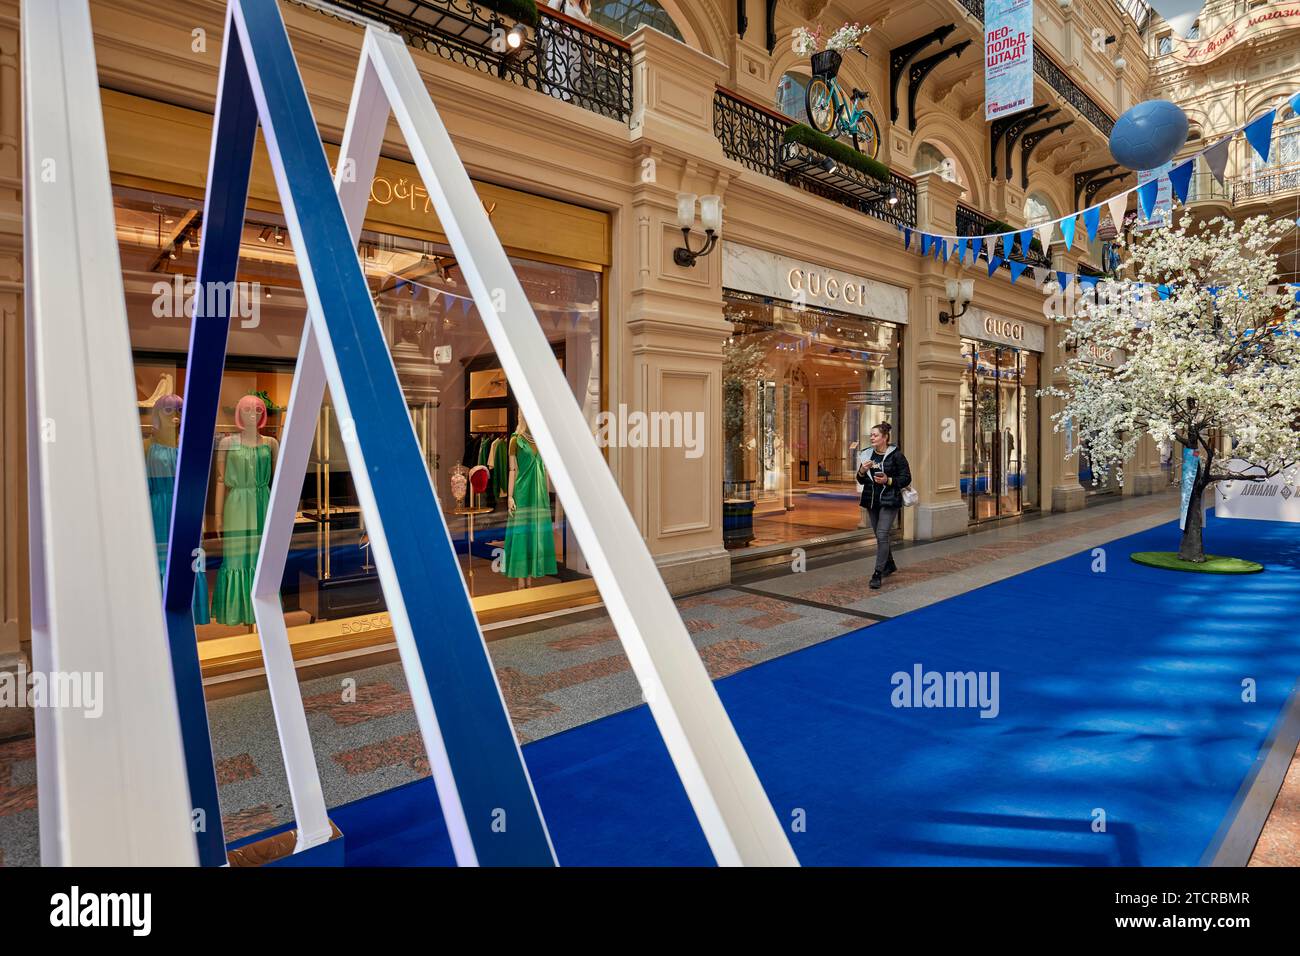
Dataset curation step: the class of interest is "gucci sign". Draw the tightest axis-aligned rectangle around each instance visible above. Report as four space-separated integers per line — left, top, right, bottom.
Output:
961 309 1045 352
786 269 872 307
721 242 910 325
984 316 1024 342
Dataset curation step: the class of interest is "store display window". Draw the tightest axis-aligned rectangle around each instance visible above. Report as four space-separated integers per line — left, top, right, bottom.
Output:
115 185 603 667
722 292 902 551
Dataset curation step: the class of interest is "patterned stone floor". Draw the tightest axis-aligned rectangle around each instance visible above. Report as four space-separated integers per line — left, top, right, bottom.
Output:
3 488 1299 866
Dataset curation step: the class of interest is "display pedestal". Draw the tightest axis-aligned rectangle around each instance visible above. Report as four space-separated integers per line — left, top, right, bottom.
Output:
723 498 756 548
299 568 385 620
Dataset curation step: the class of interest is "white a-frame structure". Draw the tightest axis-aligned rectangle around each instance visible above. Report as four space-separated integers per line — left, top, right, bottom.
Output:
27 0 796 867
21 0 197 866
237 2 796 866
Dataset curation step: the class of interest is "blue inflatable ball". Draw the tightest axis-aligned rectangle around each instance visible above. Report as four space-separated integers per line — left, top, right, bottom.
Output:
1109 100 1189 171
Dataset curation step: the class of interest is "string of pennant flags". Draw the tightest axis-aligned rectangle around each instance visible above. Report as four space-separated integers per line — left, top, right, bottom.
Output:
897 90 1300 292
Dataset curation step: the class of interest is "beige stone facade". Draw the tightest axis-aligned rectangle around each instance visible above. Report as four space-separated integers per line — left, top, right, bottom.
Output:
1148 0 1300 240
0 0 1206 682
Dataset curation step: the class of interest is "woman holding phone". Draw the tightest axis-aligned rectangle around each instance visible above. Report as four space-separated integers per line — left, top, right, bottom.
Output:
857 422 912 590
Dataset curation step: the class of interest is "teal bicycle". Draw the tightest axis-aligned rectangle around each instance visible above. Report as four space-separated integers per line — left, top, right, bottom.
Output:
804 46 882 161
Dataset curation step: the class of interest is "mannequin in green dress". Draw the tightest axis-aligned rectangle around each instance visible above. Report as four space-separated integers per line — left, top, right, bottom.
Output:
212 395 278 626
504 411 557 587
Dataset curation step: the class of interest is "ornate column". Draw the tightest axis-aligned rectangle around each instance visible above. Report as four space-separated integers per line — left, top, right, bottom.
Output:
1047 331 1086 512
0 2 29 739
1125 432 1165 496
624 27 734 592
908 171 969 540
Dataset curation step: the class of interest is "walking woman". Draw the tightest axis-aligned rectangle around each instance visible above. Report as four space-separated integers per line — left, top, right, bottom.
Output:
857 422 912 590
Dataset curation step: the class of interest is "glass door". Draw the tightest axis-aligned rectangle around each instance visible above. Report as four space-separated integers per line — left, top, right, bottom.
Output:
962 340 1030 523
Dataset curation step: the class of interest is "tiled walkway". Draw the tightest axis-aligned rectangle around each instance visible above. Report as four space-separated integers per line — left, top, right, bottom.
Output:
3 489 1298 866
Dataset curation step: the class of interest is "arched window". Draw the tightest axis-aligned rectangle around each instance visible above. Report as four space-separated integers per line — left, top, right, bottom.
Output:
587 0 683 41
915 141 968 198
1025 191 1058 226
775 72 809 120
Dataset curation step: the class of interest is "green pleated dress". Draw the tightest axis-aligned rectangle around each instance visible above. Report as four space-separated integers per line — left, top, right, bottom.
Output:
212 437 272 625
503 432 557 580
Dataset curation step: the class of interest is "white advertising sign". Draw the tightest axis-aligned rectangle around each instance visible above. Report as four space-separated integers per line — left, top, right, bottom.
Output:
1215 460 1300 523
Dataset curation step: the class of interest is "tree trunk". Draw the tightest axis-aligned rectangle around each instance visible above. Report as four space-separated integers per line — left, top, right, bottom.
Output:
1178 473 1209 563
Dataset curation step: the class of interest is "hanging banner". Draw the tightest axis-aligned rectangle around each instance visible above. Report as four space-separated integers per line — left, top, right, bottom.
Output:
985 0 1034 119
1179 446 1201 531
1133 162 1173 232
1172 2 1300 65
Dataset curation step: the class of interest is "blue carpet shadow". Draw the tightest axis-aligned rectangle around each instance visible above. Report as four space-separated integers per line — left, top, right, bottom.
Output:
328 514 1300 866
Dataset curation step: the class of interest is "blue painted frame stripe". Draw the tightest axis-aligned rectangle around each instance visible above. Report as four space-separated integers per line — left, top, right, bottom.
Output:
162 6 260 867
232 0 552 864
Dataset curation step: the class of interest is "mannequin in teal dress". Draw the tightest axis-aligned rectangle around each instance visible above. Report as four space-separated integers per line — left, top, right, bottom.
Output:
212 395 278 626
146 395 209 623
504 411 557 587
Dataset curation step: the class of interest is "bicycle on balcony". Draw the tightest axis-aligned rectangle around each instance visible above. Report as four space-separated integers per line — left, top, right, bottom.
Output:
804 46 882 161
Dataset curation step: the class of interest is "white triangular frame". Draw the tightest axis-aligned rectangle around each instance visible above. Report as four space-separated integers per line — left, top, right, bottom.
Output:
250 17 796 866
21 0 196 866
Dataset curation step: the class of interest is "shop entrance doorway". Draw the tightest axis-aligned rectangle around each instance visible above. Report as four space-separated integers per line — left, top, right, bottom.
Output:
960 339 1039 523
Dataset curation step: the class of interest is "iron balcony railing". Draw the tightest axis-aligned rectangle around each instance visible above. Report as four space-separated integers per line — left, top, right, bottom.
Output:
956 203 1052 269
1230 162 1300 204
1185 169 1230 204
295 0 633 123
713 87 917 229
952 0 1116 136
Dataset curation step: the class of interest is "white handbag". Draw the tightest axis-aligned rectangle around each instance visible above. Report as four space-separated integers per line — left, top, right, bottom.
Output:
901 486 919 508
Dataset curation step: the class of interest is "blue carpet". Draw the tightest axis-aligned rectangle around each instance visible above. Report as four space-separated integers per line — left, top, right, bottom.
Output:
328 514 1300 866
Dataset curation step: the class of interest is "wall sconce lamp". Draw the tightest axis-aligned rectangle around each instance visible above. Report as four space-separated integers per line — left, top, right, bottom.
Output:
939 278 974 324
674 193 722 268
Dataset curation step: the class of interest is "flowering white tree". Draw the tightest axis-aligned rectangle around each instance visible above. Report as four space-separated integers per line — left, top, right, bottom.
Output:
1044 215 1300 563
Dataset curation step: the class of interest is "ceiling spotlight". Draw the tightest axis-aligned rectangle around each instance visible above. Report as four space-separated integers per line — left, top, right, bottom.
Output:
258 226 273 243
274 227 285 246
887 186 899 207
822 157 837 173
167 245 178 260
508 24 526 49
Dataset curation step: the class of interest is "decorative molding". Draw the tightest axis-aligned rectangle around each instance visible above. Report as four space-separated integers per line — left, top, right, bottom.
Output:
1020 119 1074 187
889 24 956 125
990 104 1049 179
907 39 971 133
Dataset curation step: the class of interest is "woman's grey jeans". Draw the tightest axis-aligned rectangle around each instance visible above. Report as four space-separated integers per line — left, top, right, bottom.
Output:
867 505 898 573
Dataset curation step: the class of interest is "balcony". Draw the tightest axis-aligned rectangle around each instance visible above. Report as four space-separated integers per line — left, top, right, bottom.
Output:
1185 169 1230 206
951 0 1115 136
1230 163 1300 206
713 87 916 229
294 0 633 123
956 204 1052 270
